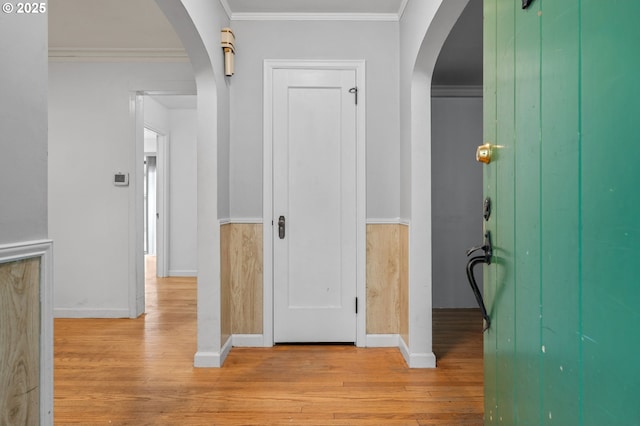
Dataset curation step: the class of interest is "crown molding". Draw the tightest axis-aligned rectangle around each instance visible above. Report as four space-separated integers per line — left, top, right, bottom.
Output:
431 85 483 98
218 0 232 19
231 12 400 22
48 48 189 62
398 0 409 19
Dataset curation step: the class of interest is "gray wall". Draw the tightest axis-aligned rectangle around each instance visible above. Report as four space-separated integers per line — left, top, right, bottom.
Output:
167 109 197 275
144 96 198 276
49 61 195 315
0 11 48 244
431 96 483 308
230 20 400 220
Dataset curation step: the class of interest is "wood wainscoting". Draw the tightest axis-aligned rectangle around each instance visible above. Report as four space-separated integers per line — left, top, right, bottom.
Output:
0 240 54 425
222 222 411 345
366 223 409 343
0 258 40 425
221 222 263 336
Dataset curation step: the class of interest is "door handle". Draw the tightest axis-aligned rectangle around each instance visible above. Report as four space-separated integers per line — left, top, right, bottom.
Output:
278 215 286 239
466 231 492 331
476 143 493 164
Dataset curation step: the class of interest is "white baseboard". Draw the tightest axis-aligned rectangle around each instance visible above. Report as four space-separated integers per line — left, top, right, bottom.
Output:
54 308 130 318
169 269 197 277
221 335 232 364
193 336 233 368
193 351 221 368
233 334 264 347
366 334 400 347
399 337 436 368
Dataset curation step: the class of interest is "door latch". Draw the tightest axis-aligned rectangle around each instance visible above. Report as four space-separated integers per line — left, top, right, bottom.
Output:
483 197 491 221
278 215 286 239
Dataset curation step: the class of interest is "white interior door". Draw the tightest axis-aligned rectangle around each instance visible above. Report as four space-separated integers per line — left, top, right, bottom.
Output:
273 68 358 343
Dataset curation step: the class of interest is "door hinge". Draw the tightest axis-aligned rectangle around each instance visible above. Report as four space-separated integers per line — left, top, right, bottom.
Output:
355 297 358 314
349 87 358 105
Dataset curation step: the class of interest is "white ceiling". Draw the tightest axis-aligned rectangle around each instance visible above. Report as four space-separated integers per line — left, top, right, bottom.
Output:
224 0 406 16
49 0 183 50
48 0 482 86
148 95 197 110
49 0 407 51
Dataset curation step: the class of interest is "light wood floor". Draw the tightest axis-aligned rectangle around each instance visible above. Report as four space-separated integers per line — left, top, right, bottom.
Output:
54 256 484 425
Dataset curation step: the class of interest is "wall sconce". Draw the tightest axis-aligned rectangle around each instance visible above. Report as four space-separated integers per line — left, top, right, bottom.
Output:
221 27 235 76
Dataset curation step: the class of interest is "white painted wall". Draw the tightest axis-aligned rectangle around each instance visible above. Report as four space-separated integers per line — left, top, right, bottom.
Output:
49 61 195 316
0 12 48 244
156 0 230 367
431 96 483 308
398 0 471 367
230 20 400 220
1 12 53 422
143 96 198 276
168 109 197 276
144 96 170 135
399 1 440 221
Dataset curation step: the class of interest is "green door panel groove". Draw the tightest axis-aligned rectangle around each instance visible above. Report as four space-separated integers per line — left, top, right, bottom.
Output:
483 0 640 424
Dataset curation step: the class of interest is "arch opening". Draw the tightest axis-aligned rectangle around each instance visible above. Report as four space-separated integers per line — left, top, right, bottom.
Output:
404 0 471 367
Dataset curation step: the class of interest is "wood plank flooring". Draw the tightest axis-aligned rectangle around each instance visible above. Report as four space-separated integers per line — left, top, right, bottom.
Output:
54 257 484 425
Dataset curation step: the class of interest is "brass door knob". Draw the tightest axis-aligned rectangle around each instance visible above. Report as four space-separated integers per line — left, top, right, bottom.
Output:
476 143 493 164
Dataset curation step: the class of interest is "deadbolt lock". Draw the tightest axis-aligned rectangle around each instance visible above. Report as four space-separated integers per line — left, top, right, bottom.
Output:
476 143 493 164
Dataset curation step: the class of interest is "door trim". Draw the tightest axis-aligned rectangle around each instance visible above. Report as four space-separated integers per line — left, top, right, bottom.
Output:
130 86 196 319
143 125 170 278
263 59 366 347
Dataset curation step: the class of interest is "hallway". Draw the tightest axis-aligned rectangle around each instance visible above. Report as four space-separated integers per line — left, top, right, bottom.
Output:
53 257 483 425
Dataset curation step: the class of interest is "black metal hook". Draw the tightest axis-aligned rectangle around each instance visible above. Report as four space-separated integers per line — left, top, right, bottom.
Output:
522 0 534 9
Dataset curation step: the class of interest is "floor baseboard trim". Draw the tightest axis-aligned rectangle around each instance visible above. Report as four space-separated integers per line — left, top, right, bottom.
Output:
169 269 197 277
54 308 130 318
232 334 264 347
221 336 232 365
194 337 233 368
399 337 436 368
193 351 219 368
366 334 400 347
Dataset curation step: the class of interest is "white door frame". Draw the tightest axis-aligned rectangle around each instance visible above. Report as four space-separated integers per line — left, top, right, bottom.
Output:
262 59 366 347
134 95 170 316
143 124 170 278
130 87 195 318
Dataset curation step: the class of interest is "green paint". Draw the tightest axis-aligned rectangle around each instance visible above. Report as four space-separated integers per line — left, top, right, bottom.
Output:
484 0 640 423
482 0 498 422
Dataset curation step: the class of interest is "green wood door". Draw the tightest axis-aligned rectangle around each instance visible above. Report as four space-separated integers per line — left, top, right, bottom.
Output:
483 0 640 424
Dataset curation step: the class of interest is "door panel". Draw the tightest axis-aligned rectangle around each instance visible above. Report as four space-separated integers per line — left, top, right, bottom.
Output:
581 3 640 423
484 1 640 424
482 0 498 419
273 68 357 343
493 0 517 423
512 1 542 423
539 1 581 423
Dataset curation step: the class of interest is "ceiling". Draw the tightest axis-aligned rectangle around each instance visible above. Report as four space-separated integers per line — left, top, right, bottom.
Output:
432 0 482 86
48 0 482 86
224 0 406 16
148 95 197 110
